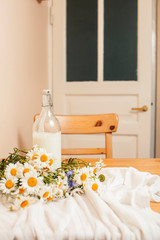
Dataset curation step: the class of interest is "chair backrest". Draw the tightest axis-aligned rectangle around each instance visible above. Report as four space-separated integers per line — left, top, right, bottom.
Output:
34 113 119 158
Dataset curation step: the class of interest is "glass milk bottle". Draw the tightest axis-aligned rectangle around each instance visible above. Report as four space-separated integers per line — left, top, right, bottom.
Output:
33 90 61 168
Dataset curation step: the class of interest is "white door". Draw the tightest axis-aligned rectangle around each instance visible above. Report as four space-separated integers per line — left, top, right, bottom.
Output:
51 0 155 158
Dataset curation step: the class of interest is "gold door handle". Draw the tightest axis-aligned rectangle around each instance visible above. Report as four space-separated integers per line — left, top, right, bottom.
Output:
36 0 48 3
131 105 148 112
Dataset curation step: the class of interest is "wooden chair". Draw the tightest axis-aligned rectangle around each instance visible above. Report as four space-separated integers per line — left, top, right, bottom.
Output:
34 114 119 158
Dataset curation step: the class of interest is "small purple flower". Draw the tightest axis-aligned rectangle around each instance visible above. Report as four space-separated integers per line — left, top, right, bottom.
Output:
72 181 77 188
66 170 73 176
68 181 72 187
68 181 77 188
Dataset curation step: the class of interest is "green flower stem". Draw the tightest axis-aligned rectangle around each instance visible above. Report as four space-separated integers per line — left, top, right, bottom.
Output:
43 175 57 184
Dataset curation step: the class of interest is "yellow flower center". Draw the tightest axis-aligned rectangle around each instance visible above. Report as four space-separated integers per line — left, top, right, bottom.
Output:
49 159 53 166
80 173 87 181
93 168 97 174
92 183 98 191
58 182 62 188
5 180 14 189
10 168 17 176
23 168 30 176
32 154 39 160
43 191 49 198
28 177 37 187
43 167 49 170
47 195 54 201
19 188 25 194
40 154 48 162
20 200 29 208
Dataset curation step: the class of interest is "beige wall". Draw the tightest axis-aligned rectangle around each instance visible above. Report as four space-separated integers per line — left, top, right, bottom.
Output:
156 0 160 157
0 0 49 158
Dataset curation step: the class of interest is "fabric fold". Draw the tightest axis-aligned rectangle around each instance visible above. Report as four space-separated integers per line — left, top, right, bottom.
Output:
0 167 160 240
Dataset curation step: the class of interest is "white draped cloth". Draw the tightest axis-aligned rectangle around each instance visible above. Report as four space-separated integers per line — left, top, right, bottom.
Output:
0 167 160 240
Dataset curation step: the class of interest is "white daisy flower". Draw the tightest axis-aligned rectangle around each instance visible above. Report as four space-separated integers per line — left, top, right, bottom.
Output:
21 170 43 194
57 172 68 191
46 194 55 202
26 145 40 161
73 168 90 185
18 162 35 178
85 166 97 176
17 187 26 195
27 147 58 171
38 185 52 202
43 185 56 202
53 187 64 199
0 178 17 194
91 160 105 176
95 159 106 169
38 152 58 171
4 163 21 179
46 156 59 171
29 148 53 170
12 195 37 211
85 178 103 194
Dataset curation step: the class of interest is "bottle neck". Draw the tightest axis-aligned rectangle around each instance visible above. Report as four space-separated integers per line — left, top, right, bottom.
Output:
41 105 53 115
42 93 53 107
41 93 55 118
33 90 61 132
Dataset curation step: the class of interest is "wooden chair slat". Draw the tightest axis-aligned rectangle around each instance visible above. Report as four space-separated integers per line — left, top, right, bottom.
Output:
62 148 106 155
34 114 119 158
56 114 118 134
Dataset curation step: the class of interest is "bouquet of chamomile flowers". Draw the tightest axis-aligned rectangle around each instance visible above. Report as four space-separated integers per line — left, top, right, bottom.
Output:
0 146 106 211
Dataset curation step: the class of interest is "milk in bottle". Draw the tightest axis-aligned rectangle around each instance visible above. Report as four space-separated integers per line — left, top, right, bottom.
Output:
33 90 61 168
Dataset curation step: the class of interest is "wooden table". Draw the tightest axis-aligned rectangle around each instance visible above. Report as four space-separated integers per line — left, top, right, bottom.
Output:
80 158 160 214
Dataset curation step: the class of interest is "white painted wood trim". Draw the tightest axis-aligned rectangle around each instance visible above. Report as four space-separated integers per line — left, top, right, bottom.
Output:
98 0 104 82
52 0 66 111
151 0 156 157
156 0 160 157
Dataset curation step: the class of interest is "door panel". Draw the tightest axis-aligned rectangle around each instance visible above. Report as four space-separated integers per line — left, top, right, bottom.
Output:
67 0 97 81
104 0 137 81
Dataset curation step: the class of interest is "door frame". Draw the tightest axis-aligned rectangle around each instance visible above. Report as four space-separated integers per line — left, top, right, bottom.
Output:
48 0 156 157
150 0 157 157
156 0 160 157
